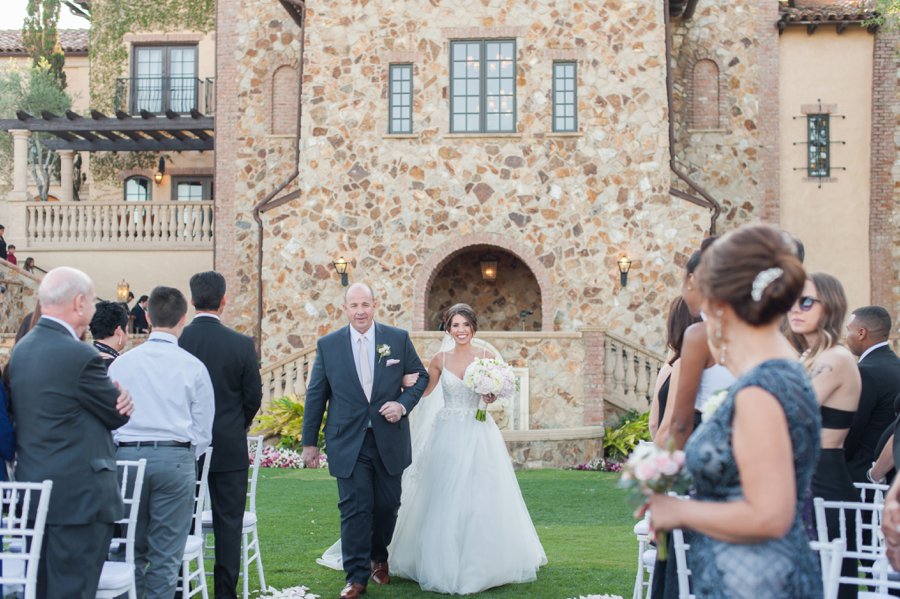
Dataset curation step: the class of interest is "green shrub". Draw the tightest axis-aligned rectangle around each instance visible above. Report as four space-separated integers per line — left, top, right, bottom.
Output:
254 395 326 452
603 410 651 460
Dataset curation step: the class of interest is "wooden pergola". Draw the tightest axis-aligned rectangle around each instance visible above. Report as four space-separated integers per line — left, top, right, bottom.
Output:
0 109 214 152
0 109 214 201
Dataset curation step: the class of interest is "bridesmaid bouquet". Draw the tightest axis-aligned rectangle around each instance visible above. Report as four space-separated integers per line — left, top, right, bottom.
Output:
620 442 691 560
463 358 517 421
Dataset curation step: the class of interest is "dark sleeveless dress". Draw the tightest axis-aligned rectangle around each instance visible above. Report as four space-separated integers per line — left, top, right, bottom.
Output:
812 406 858 599
684 359 822 598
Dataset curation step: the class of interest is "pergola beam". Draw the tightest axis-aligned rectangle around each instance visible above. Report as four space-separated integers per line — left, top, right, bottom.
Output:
42 138 213 152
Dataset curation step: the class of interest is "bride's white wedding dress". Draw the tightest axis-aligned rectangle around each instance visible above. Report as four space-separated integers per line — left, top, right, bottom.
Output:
318 353 547 595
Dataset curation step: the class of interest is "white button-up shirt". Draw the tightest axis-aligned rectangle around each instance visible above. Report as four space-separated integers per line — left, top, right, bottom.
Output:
109 331 215 457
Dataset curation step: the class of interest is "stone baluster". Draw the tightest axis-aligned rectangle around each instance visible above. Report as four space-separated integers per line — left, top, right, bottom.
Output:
635 354 650 403
612 341 626 396
624 346 637 398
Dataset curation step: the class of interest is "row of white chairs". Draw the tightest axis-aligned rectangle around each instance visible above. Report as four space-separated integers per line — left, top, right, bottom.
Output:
1 436 267 599
633 482 894 599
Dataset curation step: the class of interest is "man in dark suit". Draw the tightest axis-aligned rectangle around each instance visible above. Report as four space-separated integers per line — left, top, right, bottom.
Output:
0 224 7 261
179 271 262 599
7 266 134 598
131 294 150 333
301 283 428 599
845 306 900 483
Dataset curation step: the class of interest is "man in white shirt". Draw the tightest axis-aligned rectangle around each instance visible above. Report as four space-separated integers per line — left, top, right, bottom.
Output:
109 286 215 599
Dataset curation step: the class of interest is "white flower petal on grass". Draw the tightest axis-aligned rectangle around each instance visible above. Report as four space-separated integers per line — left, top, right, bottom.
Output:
258 586 319 599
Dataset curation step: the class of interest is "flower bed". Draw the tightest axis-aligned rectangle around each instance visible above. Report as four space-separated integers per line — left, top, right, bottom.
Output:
573 457 623 473
255 446 328 469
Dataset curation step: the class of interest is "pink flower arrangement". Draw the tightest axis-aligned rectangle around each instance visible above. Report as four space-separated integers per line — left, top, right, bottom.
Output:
574 458 623 473
620 442 690 560
254 446 328 469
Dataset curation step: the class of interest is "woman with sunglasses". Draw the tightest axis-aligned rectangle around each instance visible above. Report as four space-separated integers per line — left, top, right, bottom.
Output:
789 272 861 599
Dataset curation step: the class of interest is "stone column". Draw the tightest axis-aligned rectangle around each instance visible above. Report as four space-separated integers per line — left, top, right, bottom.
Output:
10 129 30 195
58 150 75 203
580 327 606 427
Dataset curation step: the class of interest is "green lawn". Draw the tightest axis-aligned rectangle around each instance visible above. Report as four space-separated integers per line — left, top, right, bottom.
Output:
253 468 637 598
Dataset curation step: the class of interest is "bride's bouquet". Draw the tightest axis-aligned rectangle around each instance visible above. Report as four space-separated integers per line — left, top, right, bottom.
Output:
463 357 517 422
620 442 691 560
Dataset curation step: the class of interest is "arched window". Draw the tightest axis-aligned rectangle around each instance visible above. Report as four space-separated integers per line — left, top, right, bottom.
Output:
691 59 720 129
124 176 150 201
271 65 298 135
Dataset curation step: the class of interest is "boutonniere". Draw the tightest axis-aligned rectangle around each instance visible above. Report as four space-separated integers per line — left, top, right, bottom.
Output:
377 344 391 364
701 388 730 423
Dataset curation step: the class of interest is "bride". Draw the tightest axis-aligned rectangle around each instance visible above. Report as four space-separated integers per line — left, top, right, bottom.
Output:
318 303 547 594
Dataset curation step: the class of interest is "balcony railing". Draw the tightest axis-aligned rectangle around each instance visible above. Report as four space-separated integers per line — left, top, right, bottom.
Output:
23 201 214 248
114 77 215 115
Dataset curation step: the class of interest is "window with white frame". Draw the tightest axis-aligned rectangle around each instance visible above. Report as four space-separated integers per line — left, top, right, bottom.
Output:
132 45 198 113
172 176 213 201
450 39 516 133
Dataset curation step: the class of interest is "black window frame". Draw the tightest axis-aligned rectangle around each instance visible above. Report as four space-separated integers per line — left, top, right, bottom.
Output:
123 175 151 202
807 113 830 178
171 176 214 202
131 44 199 114
388 63 414 134
552 61 578 133
449 39 517 134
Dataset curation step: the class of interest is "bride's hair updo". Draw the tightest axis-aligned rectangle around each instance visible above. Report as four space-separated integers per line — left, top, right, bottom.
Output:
695 224 805 326
443 303 478 332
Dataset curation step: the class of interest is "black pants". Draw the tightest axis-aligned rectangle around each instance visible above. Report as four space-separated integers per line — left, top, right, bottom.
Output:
336 430 402 585
37 521 114 599
208 469 249 599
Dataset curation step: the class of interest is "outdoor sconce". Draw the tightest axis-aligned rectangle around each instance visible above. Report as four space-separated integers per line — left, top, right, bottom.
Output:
116 279 131 303
617 256 632 287
332 257 349 287
480 254 499 282
154 156 165 185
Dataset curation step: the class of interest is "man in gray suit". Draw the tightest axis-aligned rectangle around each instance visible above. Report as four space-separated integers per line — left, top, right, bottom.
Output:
301 283 428 599
8 266 134 598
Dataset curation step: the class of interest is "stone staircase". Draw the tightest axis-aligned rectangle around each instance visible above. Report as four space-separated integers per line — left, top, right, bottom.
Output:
0 261 40 366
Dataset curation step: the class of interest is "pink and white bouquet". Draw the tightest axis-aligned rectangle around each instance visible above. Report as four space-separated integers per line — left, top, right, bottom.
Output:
620 442 690 560
463 357 517 422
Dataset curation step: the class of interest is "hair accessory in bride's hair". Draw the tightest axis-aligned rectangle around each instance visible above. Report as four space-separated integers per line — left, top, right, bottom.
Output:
750 267 784 302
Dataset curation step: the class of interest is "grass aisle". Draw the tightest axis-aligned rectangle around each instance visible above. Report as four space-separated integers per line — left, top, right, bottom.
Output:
255 468 636 598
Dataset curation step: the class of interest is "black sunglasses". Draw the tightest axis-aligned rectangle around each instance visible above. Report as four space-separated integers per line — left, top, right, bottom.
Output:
795 296 821 312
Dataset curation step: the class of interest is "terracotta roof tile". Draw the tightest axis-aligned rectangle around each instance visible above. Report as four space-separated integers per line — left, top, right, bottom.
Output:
778 1 878 24
0 29 89 56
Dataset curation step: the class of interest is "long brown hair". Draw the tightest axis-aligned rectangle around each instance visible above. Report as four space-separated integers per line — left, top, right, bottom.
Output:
443 303 478 332
790 272 848 370
666 297 700 365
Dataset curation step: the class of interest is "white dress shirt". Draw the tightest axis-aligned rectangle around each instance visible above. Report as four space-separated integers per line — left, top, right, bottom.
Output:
859 341 890 364
193 313 220 321
40 315 79 340
349 324 376 389
109 331 215 457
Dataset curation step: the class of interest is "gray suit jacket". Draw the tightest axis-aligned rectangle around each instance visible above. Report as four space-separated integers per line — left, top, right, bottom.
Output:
8 318 130 525
301 323 428 478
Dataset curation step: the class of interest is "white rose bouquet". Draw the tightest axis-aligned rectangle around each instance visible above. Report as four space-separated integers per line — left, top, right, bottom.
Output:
463 357 517 422
620 442 691 560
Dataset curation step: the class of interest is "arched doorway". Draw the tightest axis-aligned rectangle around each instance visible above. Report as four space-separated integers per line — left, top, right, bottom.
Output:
425 246 542 331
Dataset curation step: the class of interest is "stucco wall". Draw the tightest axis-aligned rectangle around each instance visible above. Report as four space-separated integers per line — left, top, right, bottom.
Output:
779 28 874 312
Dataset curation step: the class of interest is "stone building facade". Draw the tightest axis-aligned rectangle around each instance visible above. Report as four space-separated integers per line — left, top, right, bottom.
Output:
216 0 711 363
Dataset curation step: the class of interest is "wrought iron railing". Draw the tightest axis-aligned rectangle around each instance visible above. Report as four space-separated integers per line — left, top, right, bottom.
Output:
114 77 216 115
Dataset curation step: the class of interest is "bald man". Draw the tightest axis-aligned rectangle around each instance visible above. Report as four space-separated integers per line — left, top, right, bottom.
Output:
8 266 134 598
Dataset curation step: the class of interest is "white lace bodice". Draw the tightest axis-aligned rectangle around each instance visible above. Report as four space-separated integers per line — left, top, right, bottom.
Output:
440 369 480 411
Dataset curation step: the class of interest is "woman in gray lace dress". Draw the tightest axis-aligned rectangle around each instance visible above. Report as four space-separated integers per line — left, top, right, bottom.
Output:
645 224 822 598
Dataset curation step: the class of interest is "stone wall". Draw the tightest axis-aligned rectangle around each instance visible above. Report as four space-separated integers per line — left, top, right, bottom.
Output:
670 0 778 226
216 0 710 365
0 261 39 336
426 249 542 331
